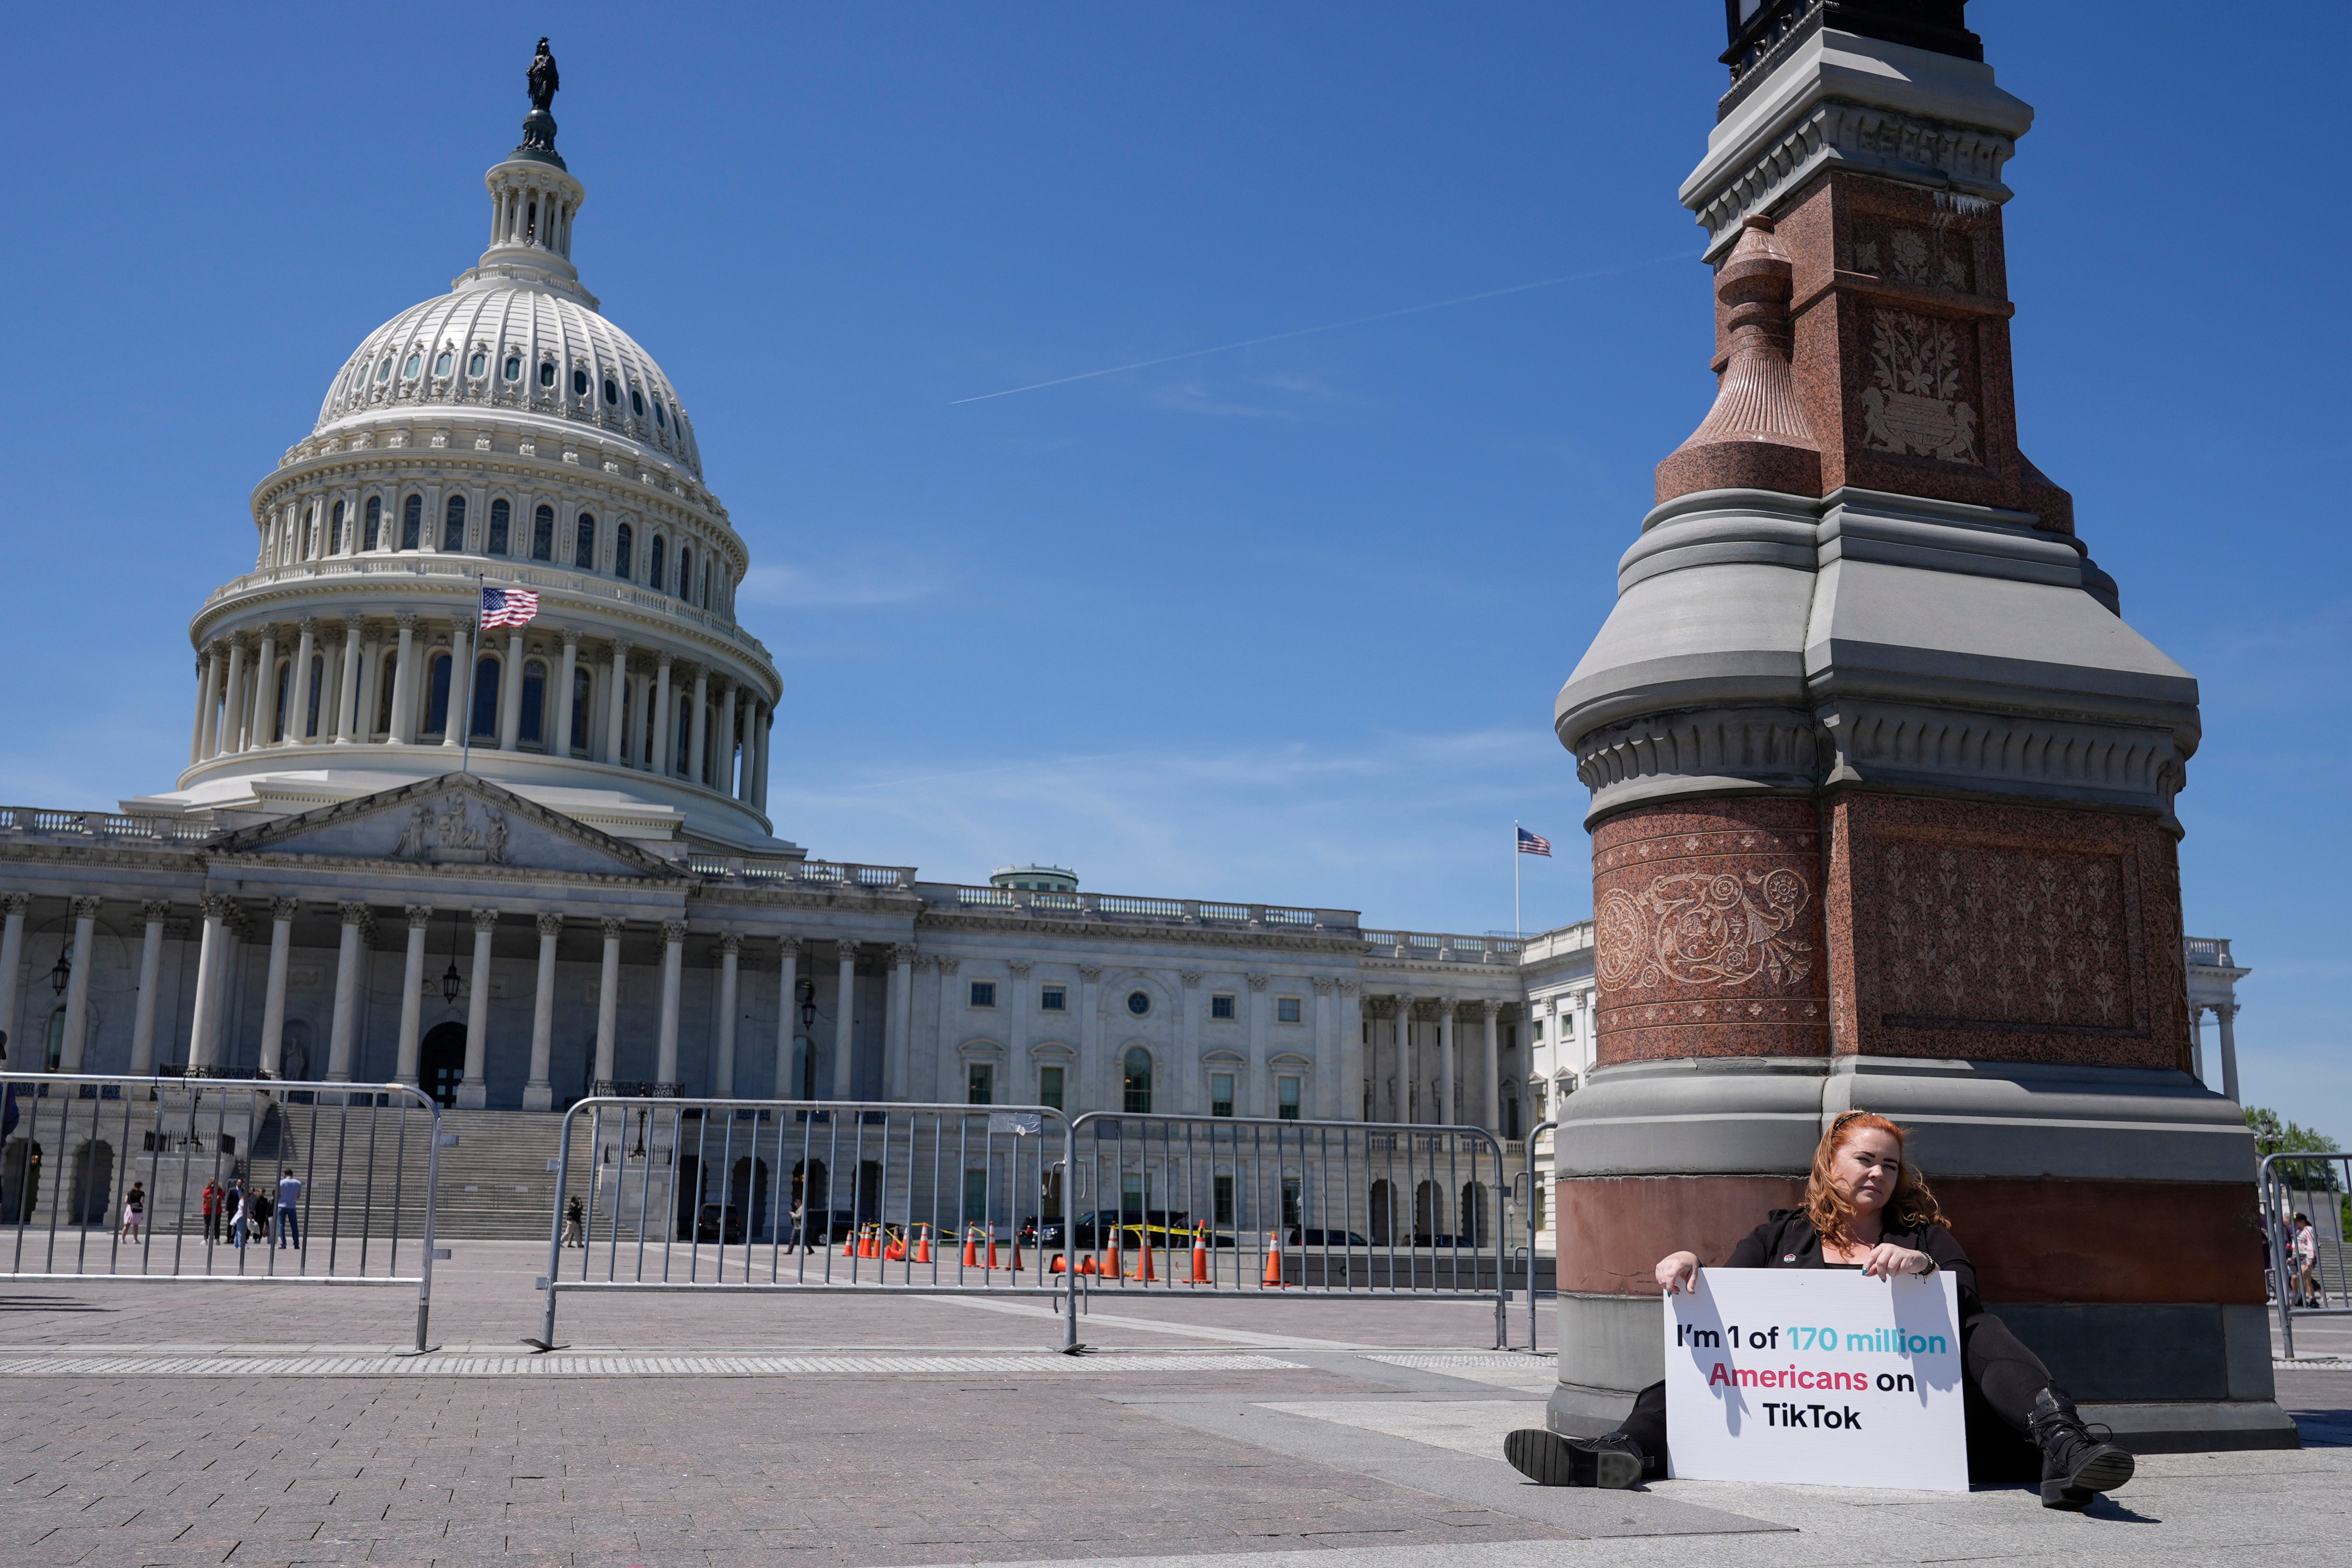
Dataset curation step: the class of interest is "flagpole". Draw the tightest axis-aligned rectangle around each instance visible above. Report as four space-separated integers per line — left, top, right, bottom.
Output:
1513 820 1522 939
460 574 480 774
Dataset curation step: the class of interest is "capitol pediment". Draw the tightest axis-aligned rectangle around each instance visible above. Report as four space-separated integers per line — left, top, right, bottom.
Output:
205 773 679 880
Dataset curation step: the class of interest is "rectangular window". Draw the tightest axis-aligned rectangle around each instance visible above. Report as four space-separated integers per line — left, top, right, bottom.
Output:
487 498 511 555
1121 1172 1149 1221
1533 1185 1547 1232
1277 1076 1301 1120
967 1063 993 1106
1039 985 1067 1012
1280 1178 1302 1230
1531 1017 1544 1041
963 1168 989 1227
1505 1024 1518 1050
1211 993 1236 1020
1210 1073 1234 1118
1038 1064 1064 1110
519 661 546 744
1276 996 1301 1025
969 980 996 1008
1213 1174 1234 1226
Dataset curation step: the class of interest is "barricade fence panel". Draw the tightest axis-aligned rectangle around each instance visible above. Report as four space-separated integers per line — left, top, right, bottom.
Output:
1521 1118 1559 1353
535 1098 1076 1349
1064 1112 1511 1347
0 1071 444 1350
2262 1149 2351 1361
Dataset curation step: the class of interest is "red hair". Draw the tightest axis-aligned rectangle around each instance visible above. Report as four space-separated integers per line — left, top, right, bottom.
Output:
1806 1111 1947 1249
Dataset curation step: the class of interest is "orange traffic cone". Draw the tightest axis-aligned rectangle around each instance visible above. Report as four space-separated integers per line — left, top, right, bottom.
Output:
914 1224 933 1264
1077 1254 1097 1275
963 1227 980 1268
860 1225 880 1259
1130 1235 1157 1282
1262 1231 1288 1288
1190 1226 1211 1285
1009 1244 1022 1273
1050 1252 1067 1274
841 1229 857 1257
985 1238 1000 1268
1103 1227 1123 1280
884 1229 907 1262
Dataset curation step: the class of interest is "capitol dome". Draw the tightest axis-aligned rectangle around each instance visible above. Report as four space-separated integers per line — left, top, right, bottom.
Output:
140 70 790 857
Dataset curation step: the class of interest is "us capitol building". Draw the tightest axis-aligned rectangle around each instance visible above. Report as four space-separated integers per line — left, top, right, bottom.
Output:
0 57 2244 1241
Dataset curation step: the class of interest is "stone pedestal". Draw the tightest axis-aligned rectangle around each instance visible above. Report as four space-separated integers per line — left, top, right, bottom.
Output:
1547 10 2289 1454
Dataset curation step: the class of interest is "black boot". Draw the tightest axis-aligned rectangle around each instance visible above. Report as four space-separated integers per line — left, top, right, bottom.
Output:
2026 1386 2134 1510
1503 1428 1646 1489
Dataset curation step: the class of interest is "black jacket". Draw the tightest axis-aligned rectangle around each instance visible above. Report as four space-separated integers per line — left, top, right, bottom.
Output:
1724 1208 1983 1319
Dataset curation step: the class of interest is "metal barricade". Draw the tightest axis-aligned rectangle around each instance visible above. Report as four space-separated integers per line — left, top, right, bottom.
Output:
533 1097 1076 1350
1064 1112 1512 1348
0 1071 445 1351
2262 1149 2351 1360
1518 1118 1559 1353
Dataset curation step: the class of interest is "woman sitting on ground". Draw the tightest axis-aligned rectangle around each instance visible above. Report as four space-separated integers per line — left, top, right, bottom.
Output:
1505 1111 2135 1510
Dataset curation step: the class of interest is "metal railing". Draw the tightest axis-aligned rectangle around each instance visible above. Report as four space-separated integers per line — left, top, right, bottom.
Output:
0 1072 444 1351
1519 1118 1559 1353
1064 1112 1513 1348
2262 1150 2350 1361
533 1098 1075 1351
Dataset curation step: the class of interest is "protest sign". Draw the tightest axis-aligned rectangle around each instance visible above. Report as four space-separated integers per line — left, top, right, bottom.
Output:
1663 1268 1967 1491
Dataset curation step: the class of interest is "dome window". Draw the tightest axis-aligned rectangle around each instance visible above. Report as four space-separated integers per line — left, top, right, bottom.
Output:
376 357 393 383
602 377 619 406
572 367 589 397
654 399 668 428
486 498 511 556
468 351 487 377
648 533 666 591
363 496 382 550
574 512 596 569
630 388 645 418
505 354 523 381
531 505 555 561
403 352 421 379
434 350 453 377
400 494 423 551
614 523 633 579
541 360 558 389
442 494 467 552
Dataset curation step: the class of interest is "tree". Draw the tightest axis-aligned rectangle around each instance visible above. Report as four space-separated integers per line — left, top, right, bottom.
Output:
2246 1107 2342 1192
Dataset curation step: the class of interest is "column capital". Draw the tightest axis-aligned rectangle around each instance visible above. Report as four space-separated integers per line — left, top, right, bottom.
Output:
394 611 419 633
1008 959 1032 977
836 940 861 964
719 932 744 957
537 912 565 937
609 637 632 660
660 920 688 945
910 952 934 972
343 611 364 636
1479 998 1502 1019
888 944 913 967
1337 980 1359 996
935 957 960 976
560 625 582 648
141 899 173 923
656 649 675 670
201 893 235 920
1246 973 1270 991
470 908 499 934
0 891 29 918
404 904 434 930
338 901 369 926
67 895 103 920
1311 977 1334 994
600 916 627 939
1179 969 1203 986
298 615 319 636
777 934 803 956
267 897 299 923
1078 964 1102 982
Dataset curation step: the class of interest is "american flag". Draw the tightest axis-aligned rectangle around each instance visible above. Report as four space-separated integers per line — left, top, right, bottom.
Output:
1516 826 1552 857
480 584 540 629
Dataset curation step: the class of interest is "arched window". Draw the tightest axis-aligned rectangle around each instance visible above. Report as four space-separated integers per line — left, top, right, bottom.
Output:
468 350 487 377
470 656 500 739
574 513 596 569
572 367 589 397
272 659 290 742
486 499 510 555
540 359 558 388
402 351 421 378
570 665 592 755
364 496 382 550
648 534 665 591
520 658 547 745
331 499 346 553
505 353 523 381
425 652 453 735
602 376 619 405
305 654 324 737
442 494 467 552
675 704 692 773
433 349 453 377
531 505 554 561
630 387 645 417
677 546 692 600
654 399 668 428
614 523 633 579
377 651 399 733
400 494 423 551
1122 1049 1153 1114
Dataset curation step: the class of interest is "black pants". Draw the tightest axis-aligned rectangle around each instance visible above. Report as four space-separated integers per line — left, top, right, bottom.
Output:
1616 1311 2052 1482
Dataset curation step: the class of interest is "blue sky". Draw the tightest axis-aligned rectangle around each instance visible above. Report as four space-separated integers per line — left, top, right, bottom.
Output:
2 5 2344 1139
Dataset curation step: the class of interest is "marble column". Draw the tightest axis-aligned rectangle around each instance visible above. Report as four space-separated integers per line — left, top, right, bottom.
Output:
524 912 560 1110
252 624 279 748
1392 993 1414 1123
496 629 526 750
602 640 630 766
736 701 757 802
1246 973 1271 1117
257 897 297 1076
713 933 742 1097
0 891 26 1066
186 895 232 1069
327 902 366 1082
594 917 623 1086
1311 977 1337 1118
1074 964 1101 1111
441 620 472 749
773 935 801 1098
887 944 913 1100
457 909 495 1107
220 634 250 755
756 706 773 809
128 900 170 1075
394 905 431 1085
388 613 419 744
57 897 101 1073
1437 998 1458 1126
1336 981 1362 1120
2216 1004 2242 1107
356 630 384 743
830 942 857 1098
191 644 220 763
1481 1001 1502 1133
716 680 738 793
688 665 710 786
287 618 317 746
552 629 580 755
1176 969 1204 1115
334 615 364 742
655 921 686 1087
933 957 961 1106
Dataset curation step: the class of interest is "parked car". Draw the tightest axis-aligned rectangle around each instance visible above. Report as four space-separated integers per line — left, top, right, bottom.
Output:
1284 1228 1371 1247
692 1203 746 1244
1020 1210 1196 1249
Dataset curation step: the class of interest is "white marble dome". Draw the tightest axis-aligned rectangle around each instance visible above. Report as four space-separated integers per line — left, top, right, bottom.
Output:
316 282 704 479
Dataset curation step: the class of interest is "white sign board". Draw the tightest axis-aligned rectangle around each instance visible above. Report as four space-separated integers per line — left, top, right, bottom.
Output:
1663 1268 1967 1492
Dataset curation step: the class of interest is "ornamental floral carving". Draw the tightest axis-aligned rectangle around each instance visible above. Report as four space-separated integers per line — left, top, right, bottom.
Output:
1861 308 1979 464
1596 868 1813 992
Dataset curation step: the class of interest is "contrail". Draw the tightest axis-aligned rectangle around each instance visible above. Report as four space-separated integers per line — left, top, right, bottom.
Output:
948 251 1693 406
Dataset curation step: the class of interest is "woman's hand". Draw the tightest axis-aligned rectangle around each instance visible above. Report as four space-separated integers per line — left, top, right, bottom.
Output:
1859 1243 1931 1280
1655 1251 1701 1294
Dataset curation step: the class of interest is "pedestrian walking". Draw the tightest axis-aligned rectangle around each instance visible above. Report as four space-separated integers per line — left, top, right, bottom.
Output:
788 1197 806 1252
118 1181 145 1242
227 1180 248 1251
276 1169 302 1248
201 1179 221 1243
249 1184 274 1247
561 1195 585 1248
2291 1213 2319 1307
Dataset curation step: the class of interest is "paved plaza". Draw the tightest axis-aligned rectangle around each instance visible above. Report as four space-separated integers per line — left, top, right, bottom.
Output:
0 1245 2344 1567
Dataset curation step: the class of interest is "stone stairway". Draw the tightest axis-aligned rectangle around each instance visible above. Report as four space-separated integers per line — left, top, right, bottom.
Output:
265 1106 572 1244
